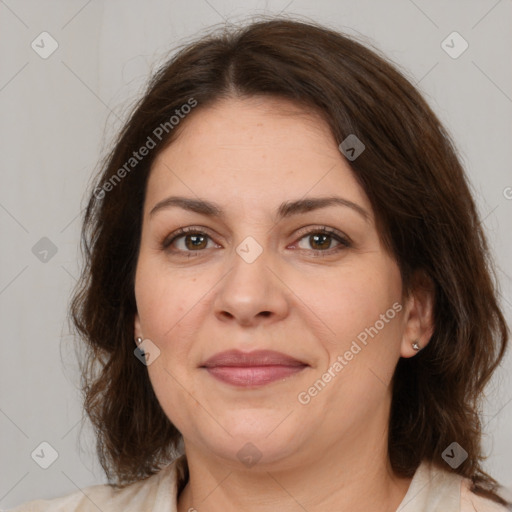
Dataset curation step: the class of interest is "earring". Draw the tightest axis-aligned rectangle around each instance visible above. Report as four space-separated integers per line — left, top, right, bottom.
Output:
412 340 421 351
136 337 143 345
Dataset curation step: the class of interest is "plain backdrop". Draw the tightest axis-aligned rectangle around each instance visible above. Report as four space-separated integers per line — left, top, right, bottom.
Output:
0 0 511 507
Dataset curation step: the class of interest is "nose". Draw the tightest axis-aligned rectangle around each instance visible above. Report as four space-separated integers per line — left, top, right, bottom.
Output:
213 242 290 327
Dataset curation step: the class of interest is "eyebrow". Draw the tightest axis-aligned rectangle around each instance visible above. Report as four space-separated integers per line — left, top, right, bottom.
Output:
149 195 370 223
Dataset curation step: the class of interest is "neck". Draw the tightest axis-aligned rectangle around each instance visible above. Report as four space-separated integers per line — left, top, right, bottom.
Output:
177 413 413 512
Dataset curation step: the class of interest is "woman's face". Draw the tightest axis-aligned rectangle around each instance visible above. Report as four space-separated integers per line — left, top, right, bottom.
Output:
134 96 419 470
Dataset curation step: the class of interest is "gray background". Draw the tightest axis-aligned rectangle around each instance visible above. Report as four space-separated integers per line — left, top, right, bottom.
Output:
1 0 511 507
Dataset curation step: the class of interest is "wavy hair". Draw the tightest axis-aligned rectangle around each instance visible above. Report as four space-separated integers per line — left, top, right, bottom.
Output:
69 16 510 505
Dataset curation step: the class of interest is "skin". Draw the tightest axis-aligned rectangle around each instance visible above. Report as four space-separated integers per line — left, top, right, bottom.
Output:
134 96 434 512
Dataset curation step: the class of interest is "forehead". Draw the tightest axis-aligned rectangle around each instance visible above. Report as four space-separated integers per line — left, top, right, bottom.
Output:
145 96 372 219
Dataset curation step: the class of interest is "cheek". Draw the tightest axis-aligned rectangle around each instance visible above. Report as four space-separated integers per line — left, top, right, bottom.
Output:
135 253 197 339
134 254 211 393
135 258 202 428
295 259 402 347
296 266 402 430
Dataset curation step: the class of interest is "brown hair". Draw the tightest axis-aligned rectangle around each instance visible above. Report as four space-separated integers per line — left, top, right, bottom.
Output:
70 16 510 505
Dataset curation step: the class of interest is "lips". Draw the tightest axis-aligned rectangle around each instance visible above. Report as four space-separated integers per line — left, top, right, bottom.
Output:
200 349 308 387
201 349 307 368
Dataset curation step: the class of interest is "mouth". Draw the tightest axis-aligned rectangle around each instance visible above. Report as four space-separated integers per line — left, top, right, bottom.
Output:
200 349 309 387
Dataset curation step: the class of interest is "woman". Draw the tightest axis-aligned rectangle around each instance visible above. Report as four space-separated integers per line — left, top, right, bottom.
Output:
11 17 510 512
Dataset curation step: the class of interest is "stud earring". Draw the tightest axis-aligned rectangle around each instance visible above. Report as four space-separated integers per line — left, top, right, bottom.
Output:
412 340 421 351
136 337 143 345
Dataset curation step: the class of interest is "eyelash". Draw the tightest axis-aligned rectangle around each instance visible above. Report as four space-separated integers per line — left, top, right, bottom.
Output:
161 226 352 258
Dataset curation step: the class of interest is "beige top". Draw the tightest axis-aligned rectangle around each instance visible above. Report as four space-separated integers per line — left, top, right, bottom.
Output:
8 455 510 511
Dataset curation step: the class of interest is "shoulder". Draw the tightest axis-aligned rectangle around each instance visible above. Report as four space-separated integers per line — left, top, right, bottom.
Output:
460 477 511 512
6 456 185 512
397 460 511 512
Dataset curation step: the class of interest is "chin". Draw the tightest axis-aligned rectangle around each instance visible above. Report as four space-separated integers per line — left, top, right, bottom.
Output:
198 414 309 466
206 436 305 471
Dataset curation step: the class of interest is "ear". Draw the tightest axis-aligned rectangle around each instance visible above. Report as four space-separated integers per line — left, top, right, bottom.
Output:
134 313 143 347
400 270 435 358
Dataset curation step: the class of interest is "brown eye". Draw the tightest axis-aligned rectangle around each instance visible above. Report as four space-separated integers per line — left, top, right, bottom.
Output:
305 233 334 251
182 233 208 250
162 226 350 258
294 227 351 256
162 227 217 256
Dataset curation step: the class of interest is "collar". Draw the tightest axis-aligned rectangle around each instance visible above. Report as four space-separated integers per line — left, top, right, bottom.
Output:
396 460 461 512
